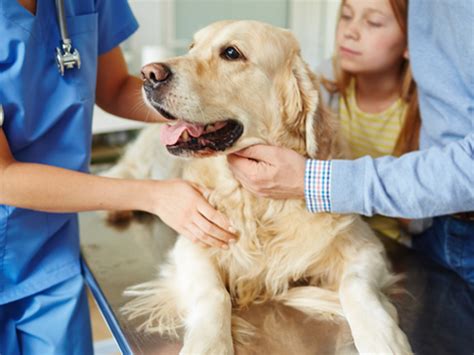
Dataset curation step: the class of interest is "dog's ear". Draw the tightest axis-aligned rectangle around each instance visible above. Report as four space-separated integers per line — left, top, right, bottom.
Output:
277 53 337 160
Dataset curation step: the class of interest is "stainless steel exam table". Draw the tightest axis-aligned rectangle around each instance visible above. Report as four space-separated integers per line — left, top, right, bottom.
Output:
79 212 474 355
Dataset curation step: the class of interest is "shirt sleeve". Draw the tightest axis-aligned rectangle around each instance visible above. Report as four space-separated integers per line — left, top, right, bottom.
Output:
96 0 139 55
327 133 474 218
305 160 332 213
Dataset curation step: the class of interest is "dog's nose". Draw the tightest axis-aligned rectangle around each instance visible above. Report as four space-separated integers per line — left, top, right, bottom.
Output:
141 63 172 86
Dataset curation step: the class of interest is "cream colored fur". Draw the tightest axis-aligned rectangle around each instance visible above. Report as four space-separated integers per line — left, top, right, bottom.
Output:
105 20 412 355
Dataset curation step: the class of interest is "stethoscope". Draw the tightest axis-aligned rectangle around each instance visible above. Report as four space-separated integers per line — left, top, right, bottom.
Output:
0 0 79 124
55 0 81 75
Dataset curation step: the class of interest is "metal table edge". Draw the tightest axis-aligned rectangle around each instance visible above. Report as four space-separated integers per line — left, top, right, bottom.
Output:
81 255 133 355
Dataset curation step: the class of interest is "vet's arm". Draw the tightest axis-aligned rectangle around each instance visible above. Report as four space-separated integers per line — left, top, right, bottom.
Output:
0 129 168 212
95 46 166 123
0 130 235 248
0 129 155 213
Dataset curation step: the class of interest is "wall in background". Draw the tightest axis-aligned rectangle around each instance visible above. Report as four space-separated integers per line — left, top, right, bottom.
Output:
124 0 340 72
290 0 340 69
176 0 289 54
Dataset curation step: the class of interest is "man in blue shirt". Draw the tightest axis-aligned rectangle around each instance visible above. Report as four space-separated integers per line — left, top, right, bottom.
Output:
228 0 474 283
0 1 235 353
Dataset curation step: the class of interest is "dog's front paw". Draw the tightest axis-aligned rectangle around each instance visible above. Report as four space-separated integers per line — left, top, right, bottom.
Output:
352 322 412 355
180 334 234 355
389 327 412 355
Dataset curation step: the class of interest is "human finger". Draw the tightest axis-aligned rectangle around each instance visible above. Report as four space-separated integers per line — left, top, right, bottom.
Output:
227 154 259 174
232 144 276 162
196 201 237 238
184 227 211 248
190 220 230 249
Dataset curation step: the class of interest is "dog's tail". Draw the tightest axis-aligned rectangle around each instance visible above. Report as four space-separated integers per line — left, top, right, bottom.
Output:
274 286 345 319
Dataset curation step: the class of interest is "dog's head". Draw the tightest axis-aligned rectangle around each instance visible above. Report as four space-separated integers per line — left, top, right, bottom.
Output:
142 20 336 159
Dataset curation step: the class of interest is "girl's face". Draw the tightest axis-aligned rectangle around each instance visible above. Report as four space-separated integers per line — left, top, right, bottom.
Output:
336 0 407 75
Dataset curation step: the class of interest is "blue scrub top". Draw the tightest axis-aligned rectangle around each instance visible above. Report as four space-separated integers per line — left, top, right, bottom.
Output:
0 0 138 304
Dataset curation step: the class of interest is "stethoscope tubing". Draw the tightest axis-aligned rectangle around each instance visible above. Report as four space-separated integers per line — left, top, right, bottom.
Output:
55 0 70 43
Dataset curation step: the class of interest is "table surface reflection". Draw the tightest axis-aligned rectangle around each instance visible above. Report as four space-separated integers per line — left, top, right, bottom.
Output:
79 212 474 355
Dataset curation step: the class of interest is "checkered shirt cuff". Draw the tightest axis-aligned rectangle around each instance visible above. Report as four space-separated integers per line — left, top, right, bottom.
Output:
305 160 332 213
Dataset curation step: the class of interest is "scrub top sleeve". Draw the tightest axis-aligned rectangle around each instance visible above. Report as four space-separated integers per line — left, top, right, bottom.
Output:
96 0 139 55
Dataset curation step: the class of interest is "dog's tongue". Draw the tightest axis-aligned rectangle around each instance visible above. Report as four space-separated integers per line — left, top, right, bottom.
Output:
160 121 205 145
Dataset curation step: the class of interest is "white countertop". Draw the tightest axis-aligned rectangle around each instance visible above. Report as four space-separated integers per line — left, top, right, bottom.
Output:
92 105 147 135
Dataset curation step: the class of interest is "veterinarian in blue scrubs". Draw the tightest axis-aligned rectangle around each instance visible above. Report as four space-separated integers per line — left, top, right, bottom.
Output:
0 1 236 353
0 1 138 353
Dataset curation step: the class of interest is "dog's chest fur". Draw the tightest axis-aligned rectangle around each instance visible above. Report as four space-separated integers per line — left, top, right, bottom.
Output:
181 156 353 306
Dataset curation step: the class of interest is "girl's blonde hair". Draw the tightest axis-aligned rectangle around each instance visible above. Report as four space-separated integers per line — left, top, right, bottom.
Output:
322 0 420 156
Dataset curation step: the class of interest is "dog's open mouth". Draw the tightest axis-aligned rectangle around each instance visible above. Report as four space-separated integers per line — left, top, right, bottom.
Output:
160 119 244 156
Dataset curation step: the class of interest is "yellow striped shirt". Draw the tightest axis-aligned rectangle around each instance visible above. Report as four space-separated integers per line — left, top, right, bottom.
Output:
339 81 407 240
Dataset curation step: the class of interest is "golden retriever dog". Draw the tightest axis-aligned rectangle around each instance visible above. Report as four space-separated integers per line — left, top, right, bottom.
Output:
104 20 412 354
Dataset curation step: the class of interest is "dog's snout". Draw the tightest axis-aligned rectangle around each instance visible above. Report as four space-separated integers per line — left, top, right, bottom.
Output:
141 63 172 86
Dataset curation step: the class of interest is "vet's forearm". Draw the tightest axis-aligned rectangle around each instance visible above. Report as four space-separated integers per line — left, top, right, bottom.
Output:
95 46 164 123
105 75 165 123
0 161 156 213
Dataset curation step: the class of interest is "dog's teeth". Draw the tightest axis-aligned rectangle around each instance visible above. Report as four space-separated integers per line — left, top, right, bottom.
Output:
182 131 189 141
206 124 214 132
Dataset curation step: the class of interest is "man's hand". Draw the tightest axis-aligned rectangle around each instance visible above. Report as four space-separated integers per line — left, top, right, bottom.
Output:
227 145 306 199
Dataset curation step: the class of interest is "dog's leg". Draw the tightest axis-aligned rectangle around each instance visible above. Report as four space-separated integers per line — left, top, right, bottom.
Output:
123 237 233 354
338 247 412 355
172 237 234 355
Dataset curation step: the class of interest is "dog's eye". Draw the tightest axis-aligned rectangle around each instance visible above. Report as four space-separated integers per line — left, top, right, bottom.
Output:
222 46 242 60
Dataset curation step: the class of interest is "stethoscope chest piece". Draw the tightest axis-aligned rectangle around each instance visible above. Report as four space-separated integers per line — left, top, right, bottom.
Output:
55 0 81 76
56 40 81 76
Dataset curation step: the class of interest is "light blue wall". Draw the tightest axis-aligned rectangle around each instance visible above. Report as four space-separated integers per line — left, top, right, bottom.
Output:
125 0 340 72
175 0 289 53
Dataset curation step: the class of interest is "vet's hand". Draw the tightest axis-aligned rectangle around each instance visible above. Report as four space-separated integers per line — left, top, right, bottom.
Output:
152 180 237 249
227 145 306 199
